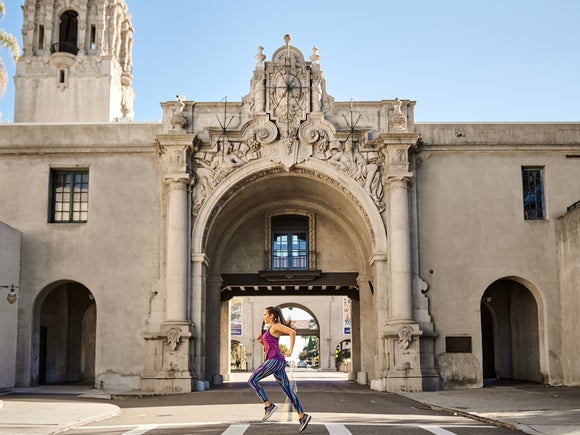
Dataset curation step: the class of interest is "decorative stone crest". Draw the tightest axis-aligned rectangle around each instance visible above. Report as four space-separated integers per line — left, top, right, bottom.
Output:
167 327 181 351
398 325 414 350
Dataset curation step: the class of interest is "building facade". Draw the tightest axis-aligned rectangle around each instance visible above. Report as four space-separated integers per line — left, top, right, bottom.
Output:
1 0 579 393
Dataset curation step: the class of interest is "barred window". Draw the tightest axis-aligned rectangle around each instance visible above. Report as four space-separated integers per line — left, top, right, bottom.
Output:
272 215 308 270
522 167 545 220
50 170 89 223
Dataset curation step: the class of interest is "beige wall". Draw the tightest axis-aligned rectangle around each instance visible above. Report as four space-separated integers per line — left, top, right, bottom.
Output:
0 123 163 390
0 222 21 389
557 205 580 385
415 123 580 387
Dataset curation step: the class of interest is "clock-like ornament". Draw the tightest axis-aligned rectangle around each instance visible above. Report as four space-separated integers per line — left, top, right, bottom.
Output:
271 70 304 124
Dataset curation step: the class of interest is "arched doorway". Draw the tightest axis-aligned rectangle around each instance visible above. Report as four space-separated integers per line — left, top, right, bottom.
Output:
481 278 542 383
57 10 79 54
35 281 96 385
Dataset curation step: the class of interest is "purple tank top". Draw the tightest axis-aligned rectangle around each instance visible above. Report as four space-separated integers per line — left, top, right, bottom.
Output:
262 328 286 362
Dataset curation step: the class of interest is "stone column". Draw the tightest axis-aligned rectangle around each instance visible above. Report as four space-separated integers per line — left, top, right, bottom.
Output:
387 176 414 322
165 177 190 322
191 253 208 381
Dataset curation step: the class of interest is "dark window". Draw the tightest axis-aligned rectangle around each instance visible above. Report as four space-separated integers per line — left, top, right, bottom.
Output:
50 170 89 223
272 215 308 270
38 25 45 50
90 25 97 49
51 10 79 55
522 167 545 220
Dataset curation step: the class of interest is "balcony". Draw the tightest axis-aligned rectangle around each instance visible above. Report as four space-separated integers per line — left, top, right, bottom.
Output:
49 42 78 69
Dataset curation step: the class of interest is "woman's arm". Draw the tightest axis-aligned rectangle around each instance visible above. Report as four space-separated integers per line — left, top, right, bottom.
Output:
271 323 296 357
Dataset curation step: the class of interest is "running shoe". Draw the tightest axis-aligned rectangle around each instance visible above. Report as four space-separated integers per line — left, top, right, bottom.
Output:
263 403 277 421
298 413 311 432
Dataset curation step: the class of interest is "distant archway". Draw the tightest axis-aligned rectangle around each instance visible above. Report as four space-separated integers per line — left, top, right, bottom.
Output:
481 278 542 383
34 281 96 385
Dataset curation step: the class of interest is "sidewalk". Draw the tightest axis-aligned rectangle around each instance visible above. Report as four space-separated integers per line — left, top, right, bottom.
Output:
1 377 579 434
402 381 580 435
0 385 120 434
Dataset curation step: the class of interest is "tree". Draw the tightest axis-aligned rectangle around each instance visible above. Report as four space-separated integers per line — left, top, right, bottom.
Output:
0 0 20 120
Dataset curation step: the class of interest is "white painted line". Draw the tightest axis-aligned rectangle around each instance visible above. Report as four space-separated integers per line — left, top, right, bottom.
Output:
419 425 458 435
121 424 158 435
325 423 352 435
222 424 250 435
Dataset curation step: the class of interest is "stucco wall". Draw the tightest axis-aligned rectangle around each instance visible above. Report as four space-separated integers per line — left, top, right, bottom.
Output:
0 222 21 389
0 123 163 389
414 123 580 387
557 204 580 385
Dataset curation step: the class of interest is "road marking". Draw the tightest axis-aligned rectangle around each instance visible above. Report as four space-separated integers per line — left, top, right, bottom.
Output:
121 424 158 434
325 423 352 434
221 424 250 435
419 425 459 435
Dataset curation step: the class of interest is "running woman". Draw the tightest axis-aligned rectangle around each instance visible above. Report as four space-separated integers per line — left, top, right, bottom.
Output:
248 306 312 432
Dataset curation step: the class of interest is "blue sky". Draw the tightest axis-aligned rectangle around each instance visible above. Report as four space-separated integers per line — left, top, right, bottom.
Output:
1 0 579 123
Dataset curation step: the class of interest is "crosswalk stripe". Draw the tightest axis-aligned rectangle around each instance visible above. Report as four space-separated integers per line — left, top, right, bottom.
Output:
221 424 250 435
325 423 352 434
121 424 158 435
419 425 458 435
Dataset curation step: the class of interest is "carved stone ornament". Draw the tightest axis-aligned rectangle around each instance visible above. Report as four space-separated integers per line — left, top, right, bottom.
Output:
388 98 408 132
167 327 182 351
171 113 188 131
398 325 414 350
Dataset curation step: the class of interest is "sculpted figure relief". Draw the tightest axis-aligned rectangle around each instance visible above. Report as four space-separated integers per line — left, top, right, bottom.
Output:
329 139 384 210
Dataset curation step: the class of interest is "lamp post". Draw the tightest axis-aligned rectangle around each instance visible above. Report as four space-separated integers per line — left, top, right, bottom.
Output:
0 284 18 304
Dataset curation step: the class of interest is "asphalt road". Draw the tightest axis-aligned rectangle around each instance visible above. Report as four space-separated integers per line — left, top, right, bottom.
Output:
62 378 520 435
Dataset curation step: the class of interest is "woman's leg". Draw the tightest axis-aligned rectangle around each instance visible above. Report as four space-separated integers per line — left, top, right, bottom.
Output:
273 364 304 415
248 359 284 402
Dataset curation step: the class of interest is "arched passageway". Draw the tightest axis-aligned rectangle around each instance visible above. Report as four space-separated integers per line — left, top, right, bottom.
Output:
34 281 96 385
196 164 384 384
481 278 542 383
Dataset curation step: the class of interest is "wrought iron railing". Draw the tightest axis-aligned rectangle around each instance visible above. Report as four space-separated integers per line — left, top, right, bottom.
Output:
50 42 79 56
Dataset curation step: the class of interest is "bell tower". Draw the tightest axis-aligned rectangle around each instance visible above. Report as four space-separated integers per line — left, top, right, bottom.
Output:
14 0 134 122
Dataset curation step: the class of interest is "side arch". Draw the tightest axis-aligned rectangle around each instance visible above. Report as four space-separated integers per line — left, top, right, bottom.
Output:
480 276 545 383
31 280 96 386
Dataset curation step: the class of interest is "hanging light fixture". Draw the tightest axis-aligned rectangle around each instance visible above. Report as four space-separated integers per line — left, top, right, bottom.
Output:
1 284 18 304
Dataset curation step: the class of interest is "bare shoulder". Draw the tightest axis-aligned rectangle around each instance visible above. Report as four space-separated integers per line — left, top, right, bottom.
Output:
272 323 295 336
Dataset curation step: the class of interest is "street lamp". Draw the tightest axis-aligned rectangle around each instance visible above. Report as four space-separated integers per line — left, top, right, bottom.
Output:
0 284 18 304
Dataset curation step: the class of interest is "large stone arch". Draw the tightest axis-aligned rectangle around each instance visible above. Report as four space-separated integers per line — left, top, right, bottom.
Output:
191 158 388 383
193 158 387 256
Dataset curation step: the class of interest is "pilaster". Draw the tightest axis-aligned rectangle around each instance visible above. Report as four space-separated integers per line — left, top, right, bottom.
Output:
374 133 438 391
141 134 197 393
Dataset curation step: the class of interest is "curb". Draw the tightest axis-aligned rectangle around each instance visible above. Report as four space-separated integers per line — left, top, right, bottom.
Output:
402 396 523 433
51 404 121 434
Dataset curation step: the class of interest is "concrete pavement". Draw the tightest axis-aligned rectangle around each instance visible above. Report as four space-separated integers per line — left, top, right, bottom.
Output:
1 374 579 434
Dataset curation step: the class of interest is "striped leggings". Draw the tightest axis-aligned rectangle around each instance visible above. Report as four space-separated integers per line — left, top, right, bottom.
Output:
248 359 303 414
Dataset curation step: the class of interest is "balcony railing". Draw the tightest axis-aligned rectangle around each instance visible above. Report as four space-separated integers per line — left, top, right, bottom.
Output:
50 42 79 56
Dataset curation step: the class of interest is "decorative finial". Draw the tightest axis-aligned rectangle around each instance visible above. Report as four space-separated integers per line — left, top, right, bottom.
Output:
310 46 320 65
255 45 266 65
284 34 292 45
